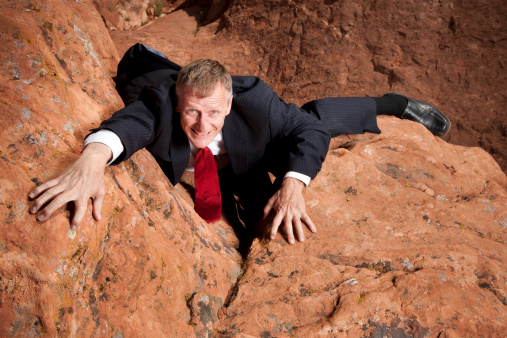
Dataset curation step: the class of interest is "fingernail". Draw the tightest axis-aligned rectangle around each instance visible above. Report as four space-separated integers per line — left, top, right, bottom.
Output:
37 214 44 221
270 235 275 240
29 192 34 199
289 239 295 244
31 207 36 214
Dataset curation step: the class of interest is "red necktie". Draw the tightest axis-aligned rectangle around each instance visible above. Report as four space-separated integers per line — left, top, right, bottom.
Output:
194 147 221 223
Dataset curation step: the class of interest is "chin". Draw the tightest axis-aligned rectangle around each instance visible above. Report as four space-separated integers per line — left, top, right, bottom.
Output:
190 138 212 149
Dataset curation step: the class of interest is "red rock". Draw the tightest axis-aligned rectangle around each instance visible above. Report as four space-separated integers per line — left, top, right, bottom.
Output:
202 0 230 25
91 0 227 31
218 118 507 336
92 0 152 30
0 0 241 336
109 5 258 76
222 0 507 173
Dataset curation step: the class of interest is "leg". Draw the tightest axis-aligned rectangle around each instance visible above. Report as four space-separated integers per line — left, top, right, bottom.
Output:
301 97 381 137
302 94 451 137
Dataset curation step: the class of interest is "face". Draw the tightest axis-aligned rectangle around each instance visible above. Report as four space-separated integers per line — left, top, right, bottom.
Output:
177 82 232 149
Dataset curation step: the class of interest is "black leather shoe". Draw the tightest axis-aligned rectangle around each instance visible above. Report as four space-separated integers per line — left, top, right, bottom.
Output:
386 93 451 136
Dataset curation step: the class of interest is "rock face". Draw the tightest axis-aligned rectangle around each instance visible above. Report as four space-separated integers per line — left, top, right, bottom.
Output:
91 0 229 31
0 0 506 337
109 4 259 76
92 0 156 31
220 0 507 174
0 1 240 336
218 118 507 336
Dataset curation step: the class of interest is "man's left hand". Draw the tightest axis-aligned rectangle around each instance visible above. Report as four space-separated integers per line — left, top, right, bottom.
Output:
263 177 317 244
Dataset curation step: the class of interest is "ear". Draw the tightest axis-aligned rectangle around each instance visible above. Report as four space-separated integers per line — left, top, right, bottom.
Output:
225 94 233 116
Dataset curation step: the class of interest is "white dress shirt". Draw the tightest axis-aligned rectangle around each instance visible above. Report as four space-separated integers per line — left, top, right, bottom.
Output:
84 130 311 186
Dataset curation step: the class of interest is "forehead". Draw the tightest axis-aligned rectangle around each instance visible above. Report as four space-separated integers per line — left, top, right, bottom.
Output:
178 83 229 107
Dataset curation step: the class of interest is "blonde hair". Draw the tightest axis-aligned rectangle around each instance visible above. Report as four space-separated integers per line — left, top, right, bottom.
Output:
176 59 232 99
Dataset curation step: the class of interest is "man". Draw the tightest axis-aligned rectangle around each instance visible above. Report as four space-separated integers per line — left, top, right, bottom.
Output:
29 44 450 244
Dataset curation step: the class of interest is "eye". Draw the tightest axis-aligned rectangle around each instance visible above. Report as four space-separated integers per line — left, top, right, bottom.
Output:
210 110 218 115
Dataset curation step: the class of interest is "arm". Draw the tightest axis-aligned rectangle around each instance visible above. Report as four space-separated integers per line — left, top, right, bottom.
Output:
262 90 331 244
91 89 160 165
30 86 174 228
29 143 111 229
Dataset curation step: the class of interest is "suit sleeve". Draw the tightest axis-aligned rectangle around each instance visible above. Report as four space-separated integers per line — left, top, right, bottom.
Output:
267 89 331 180
89 86 174 165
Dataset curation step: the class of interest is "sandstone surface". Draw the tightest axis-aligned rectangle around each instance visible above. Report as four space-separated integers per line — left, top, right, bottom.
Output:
92 0 152 31
218 118 507 336
108 4 258 76
0 0 506 337
0 1 241 336
91 0 228 31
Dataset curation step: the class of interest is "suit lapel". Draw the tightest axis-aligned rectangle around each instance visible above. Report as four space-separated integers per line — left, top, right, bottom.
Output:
222 110 248 175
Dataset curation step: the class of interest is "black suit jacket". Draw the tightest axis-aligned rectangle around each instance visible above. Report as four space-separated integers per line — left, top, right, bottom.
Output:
94 44 331 189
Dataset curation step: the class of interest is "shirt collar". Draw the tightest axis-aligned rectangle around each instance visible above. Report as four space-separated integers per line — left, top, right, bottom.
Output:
189 130 226 156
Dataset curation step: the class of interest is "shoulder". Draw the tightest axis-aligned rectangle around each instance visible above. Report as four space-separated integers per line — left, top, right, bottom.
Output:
231 76 278 114
232 76 274 95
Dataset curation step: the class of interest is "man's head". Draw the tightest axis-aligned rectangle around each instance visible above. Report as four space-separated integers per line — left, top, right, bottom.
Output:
176 59 233 149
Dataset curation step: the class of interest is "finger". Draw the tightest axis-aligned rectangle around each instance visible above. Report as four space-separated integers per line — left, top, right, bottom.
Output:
92 192 104 221
30 183 70 214
283 214 296 244
293 216 305 242
71 199 88 229
29 178 60 199
301 212 317 233
35 191 74 222
263 196 276 219
270 209 284 240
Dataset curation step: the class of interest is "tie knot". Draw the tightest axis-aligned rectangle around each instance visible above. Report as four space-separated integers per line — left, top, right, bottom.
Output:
197 147 215 162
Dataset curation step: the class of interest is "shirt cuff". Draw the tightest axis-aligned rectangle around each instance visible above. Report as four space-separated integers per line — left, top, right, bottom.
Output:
284 171 311 186
83 130 124 166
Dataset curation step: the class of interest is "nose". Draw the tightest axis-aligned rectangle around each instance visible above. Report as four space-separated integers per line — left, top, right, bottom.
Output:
196 114 211 130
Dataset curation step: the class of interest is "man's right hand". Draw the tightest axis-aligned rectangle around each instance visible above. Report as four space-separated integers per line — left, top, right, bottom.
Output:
29 142 112 229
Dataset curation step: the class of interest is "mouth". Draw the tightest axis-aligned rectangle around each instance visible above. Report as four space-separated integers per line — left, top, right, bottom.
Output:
192 128 214 136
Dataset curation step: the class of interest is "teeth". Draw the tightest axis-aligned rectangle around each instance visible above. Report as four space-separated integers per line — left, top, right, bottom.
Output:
193 129 211 136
